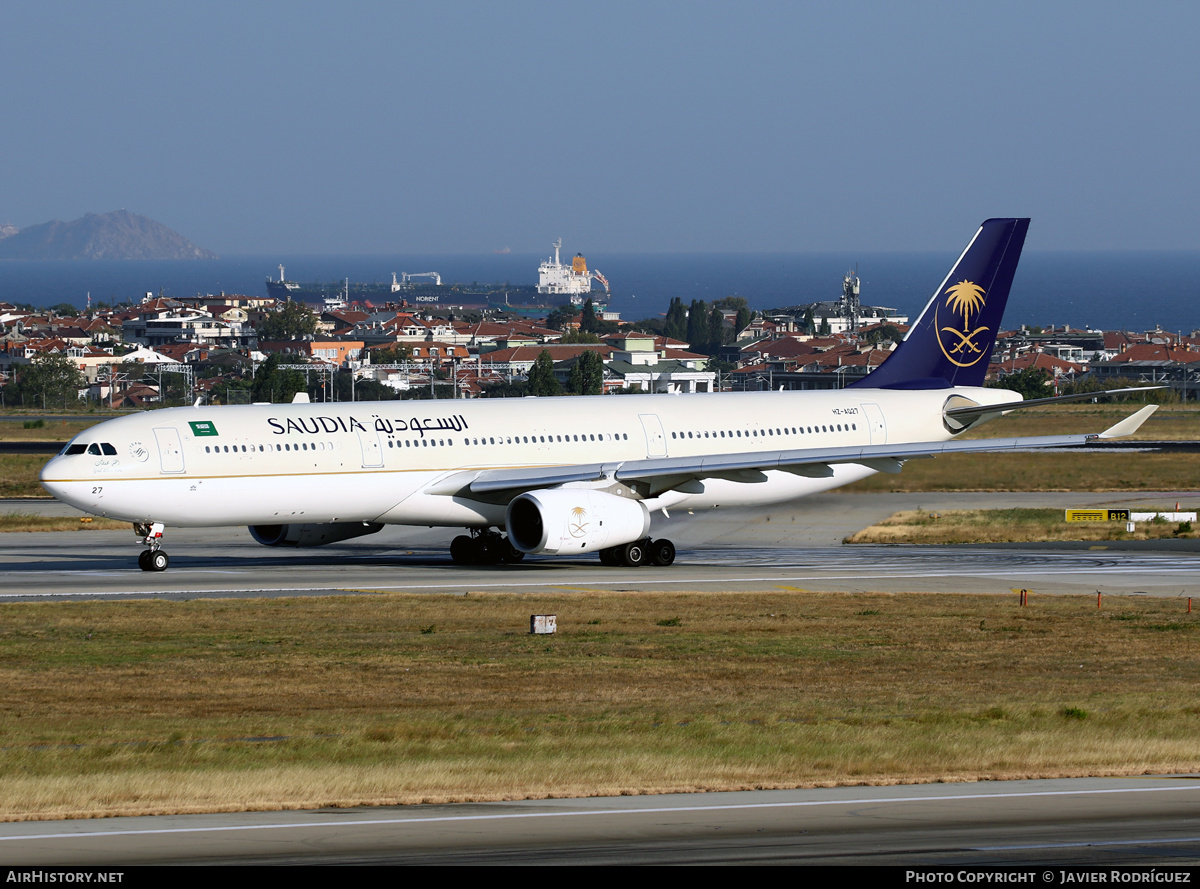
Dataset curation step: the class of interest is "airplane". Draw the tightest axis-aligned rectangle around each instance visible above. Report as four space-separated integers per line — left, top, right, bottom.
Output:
40 218 1159 572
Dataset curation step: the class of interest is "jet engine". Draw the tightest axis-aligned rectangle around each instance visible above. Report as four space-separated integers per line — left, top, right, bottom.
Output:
506 489 650 555
248 522 385 547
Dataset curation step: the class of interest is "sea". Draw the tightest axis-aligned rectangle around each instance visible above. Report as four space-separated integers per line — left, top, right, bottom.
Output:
1 251 1198 334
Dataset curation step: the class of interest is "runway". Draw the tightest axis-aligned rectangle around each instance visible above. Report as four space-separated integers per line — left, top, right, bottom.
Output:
2 491 1199 601
2 778 1199 865
4 533 1200 601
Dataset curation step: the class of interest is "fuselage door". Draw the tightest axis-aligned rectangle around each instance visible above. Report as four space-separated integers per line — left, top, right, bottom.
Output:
358 430 383 468
152 427 186 473
639 413 667 458
860 403 887 445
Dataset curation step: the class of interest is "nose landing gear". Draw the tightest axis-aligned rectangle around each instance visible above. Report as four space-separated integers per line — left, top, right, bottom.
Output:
133 522 169 572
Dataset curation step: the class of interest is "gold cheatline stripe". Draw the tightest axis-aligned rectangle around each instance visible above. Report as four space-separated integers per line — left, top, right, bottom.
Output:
45 463 569 484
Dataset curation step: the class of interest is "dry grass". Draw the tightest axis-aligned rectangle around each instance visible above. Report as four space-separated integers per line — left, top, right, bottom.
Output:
0 418 99 443
0 592 1197 820
0 514 130 533
0 455 55 499
846 508 1196 545
845 451 1200 492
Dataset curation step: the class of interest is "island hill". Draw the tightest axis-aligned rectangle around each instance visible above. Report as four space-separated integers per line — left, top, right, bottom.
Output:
0 210 217 260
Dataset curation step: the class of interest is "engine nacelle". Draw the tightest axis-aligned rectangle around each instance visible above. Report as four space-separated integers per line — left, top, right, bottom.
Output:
248 522 384 548
506 489 650 555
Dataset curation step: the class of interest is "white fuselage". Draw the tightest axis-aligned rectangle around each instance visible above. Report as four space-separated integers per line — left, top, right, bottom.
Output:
39 387 1018 531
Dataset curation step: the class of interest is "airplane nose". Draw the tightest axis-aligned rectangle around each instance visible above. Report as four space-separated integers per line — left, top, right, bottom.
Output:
39 456 77 502
39 455 63 485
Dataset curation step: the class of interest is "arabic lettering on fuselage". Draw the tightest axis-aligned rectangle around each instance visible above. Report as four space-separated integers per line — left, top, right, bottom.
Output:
266 414 468 439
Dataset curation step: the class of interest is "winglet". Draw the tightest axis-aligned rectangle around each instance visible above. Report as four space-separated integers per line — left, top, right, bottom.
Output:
1097 404 1158 439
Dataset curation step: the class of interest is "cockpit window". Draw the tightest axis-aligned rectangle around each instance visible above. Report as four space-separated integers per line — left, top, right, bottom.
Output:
64 444 87 456
87 443 102 456
100 443 117 456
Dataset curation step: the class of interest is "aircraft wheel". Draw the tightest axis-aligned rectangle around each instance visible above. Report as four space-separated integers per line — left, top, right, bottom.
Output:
620 541 646 567
450 536 474 565
138 550 152 571
649 538 676 567
503 540 525 563
598 547 619 566
149 550 169 572
475 535 503 565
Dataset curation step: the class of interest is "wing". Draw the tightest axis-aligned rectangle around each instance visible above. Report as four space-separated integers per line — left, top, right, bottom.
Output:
426 405 1158 503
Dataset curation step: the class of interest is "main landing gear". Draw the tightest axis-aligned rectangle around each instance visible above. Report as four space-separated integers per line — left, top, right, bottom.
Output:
133 522 169 572
447 531 676 568
598 537 675 568
450 529 525 566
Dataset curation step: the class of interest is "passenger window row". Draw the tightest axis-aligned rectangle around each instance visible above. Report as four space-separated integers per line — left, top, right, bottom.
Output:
385 432 631 448
671 423 857 440
204 442 334 453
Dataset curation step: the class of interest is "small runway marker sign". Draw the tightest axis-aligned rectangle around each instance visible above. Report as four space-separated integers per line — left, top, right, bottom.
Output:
1065 509 1130 522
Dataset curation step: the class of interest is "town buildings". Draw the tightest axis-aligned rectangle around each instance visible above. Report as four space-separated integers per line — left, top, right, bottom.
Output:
2 291 1195 409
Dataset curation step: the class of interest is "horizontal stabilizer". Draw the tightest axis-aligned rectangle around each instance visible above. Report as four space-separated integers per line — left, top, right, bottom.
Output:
945 387 1165 423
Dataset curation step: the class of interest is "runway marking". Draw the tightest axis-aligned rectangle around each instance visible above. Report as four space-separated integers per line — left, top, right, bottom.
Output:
976 836 1200 852
2 783 1199 842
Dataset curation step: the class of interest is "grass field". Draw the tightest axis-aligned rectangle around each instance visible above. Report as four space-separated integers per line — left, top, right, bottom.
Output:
0 513 130 532
843 451 1200 493
846 508 1197 544
0 591 1197 820
0 418 101 443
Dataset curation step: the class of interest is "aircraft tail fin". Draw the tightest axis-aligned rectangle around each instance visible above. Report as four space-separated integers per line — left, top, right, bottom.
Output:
851 218 1030 389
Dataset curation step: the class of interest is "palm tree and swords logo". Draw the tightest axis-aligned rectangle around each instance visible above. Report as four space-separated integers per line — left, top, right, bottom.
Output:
568 506 589 538
936 279 989 367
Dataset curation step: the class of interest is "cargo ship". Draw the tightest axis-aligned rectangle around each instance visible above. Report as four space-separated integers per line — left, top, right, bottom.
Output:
265 240 609 315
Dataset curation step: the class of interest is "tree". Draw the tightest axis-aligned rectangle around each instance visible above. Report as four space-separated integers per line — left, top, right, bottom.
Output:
706 306 727 355
864 324 903 347
259 301 317 340
580 297 599 334
566 351 604 395
560 329 601 344
480 379 529 398
663 298 687 341
803 307 816 335
251 353 307 403
14 354 86 408
526 350 562 396
368 344 412 365
210 378 252 405
988 366 1051 399
734 306 751 336
686 299 708 350
545 305 581 331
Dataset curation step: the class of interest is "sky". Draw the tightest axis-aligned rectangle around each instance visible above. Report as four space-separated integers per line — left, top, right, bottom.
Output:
2 1 1198 255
